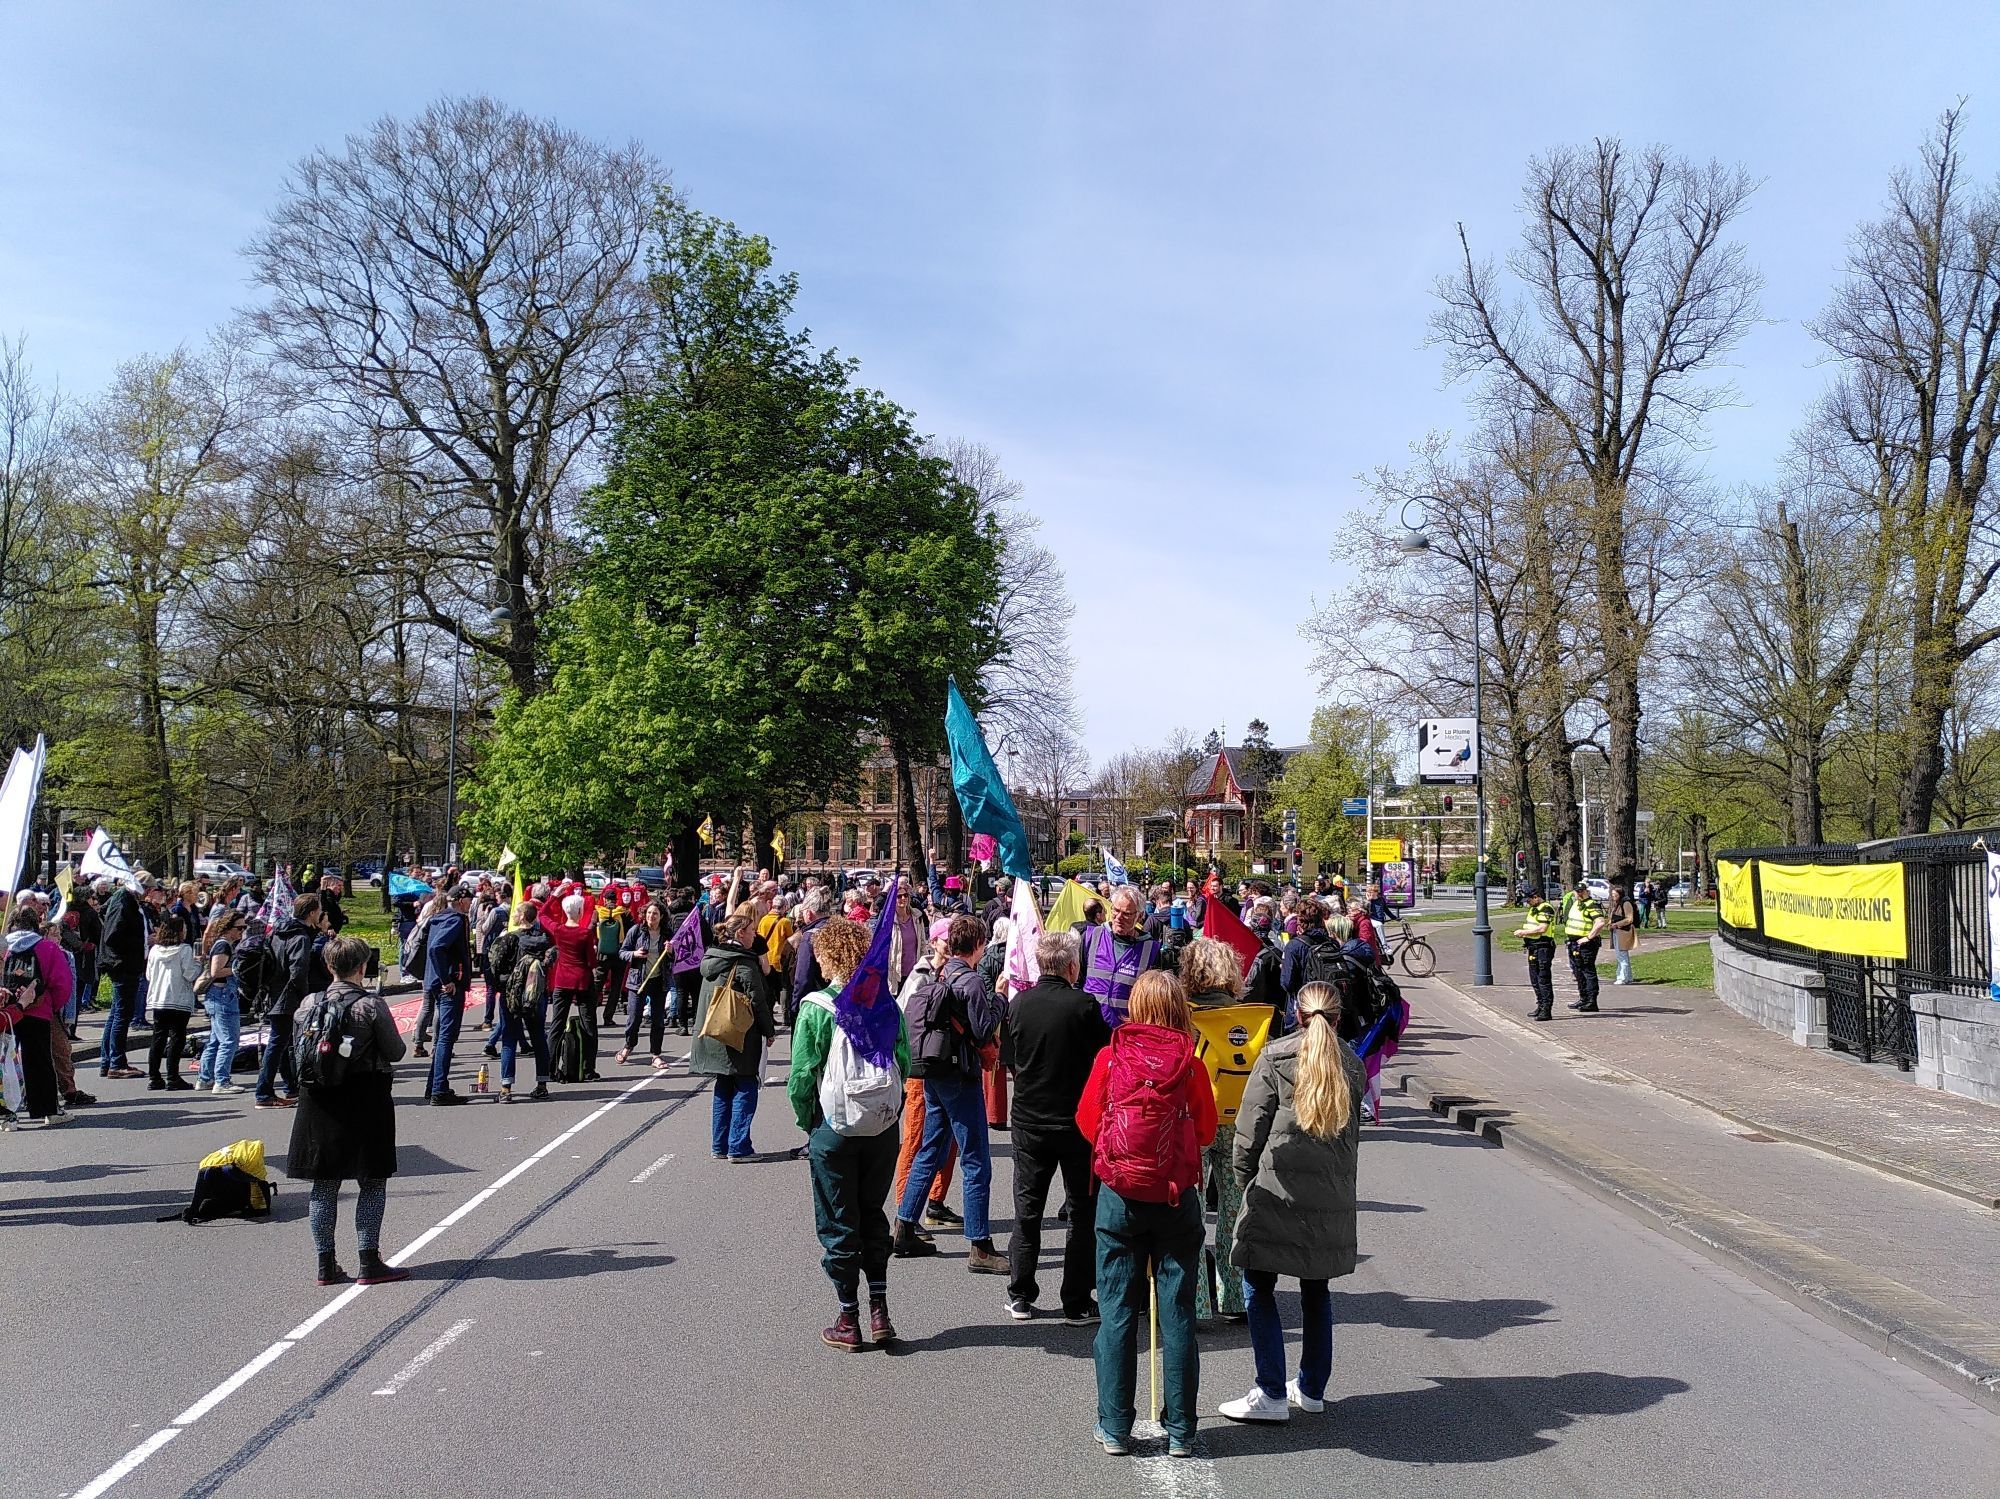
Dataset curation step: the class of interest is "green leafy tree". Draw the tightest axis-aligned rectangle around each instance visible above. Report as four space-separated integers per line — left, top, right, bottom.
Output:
1263 706 1369 868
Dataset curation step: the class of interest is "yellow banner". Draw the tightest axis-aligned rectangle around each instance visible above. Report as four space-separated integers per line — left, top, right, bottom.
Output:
1367 837 1403 864
1716 859 1756 929
1757 861 1906 960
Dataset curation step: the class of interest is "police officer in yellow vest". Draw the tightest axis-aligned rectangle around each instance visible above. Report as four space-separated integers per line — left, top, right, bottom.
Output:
1557 877 1607 1013
1514 888 1561 1021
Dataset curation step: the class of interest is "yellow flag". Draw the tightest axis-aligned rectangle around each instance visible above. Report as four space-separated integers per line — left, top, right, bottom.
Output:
771 830 786 867
511 862 525 917
698 815 715 846
1047 878 1100 933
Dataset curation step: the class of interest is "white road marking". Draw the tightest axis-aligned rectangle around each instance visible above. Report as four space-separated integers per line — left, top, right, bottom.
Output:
70 1429 180 1499
1129 1420 1224 1499
630 1150 676 1184
69 1073 667 1496
371 1318 476 1396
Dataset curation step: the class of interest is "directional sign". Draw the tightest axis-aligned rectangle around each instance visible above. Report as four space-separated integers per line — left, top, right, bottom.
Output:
1367 837 1403 864
1341 796 1369 815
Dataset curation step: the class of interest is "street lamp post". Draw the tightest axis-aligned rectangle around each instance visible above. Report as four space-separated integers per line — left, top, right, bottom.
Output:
1398 497 1493 986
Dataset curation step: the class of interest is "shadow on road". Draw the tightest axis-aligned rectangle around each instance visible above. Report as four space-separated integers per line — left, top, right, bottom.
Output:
0 1162 151 1185
426 1244 677 1281
1203 1371 1689 1464
1357 1200 1425 1214
900 1319 1097 1359
1335 1289 1555 1340
0 1187 192 1227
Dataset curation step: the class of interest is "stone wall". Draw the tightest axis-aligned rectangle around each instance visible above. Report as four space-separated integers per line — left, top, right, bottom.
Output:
1711 937 1827 1049
1909 991 2000 1108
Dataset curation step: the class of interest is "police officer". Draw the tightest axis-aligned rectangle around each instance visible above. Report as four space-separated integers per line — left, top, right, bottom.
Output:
1516 888 1560 1020
1559 876 1607 1013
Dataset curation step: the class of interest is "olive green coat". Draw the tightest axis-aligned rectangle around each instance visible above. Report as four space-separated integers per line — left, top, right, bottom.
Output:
1229 1030 1366 1280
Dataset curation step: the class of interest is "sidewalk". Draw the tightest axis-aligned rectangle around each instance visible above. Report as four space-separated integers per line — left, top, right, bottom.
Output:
1385 919 2000 1411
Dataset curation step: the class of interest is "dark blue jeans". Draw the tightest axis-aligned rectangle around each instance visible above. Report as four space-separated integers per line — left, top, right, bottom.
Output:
712 1074 759 1158
101 971 142 1072
255 1012 297 1101
1242 1269 1332 1402
808 1122 897 1304
896 1071 992 1241
1093 1187 1203 1445
428 987 465 1095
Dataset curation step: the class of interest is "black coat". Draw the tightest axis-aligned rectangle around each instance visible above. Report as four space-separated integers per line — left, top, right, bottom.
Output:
284 987 406 1181
100 889 147 979
267 918 328 1022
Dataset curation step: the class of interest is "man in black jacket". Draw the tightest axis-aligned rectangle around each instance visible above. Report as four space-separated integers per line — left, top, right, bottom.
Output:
256 894 330 1109
1003 928 1110 1323
97 875 164 1079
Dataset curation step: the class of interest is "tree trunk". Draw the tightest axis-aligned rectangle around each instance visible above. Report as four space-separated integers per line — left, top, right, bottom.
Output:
1899 613 1953 834
1547 746 1581 888
750 809 778 880
1512 746 1540 899
890 737 931 889
943 782 966 871
667 823 702 893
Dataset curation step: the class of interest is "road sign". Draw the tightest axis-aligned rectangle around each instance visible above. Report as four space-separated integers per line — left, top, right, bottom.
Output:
1418 718 1479 785
1341 796 1369 815
1367 837 1403 864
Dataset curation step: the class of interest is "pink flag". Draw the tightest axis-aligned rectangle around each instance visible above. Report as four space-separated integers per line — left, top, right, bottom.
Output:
1003 873 1042 992
968 832 997 864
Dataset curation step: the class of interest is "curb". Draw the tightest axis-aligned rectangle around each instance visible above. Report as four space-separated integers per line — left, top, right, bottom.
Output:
1420 969 2000 1210
1394 1067 2000 1416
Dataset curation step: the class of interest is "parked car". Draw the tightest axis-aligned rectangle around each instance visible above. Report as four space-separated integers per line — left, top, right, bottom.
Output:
583 867 610 891
632 865 668 891
193 857 252 883
1582 876 1612 902
1669 880 1693 903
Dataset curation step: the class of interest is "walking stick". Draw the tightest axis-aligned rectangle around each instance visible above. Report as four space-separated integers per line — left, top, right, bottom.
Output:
1148 1258 1160 1424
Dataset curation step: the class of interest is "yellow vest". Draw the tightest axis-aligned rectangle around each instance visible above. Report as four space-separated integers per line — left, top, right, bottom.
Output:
1564 896 1602 938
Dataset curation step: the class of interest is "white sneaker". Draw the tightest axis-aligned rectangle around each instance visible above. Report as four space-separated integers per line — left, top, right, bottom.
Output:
1286 1378 1325 1413
1218 1388 1290 1424
212 1082 244 1095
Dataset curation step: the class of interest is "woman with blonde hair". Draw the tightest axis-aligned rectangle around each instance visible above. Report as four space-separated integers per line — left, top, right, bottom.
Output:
1217 979 1366 1425
1076 969 1216 1460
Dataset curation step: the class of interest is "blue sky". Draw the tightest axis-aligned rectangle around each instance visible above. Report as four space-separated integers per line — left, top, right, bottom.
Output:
5 2 1998 764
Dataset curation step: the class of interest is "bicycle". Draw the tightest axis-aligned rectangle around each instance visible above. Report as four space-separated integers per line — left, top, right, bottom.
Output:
1380 920 1436 978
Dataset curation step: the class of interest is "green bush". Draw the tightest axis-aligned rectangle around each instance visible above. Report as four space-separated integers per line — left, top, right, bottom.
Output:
1055 853 1095 877
1445 855 1481 883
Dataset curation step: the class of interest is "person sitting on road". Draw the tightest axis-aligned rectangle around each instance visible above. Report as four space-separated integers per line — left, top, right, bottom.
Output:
787 915 910 1351
1217 979 1365 1426
287 934 411 1289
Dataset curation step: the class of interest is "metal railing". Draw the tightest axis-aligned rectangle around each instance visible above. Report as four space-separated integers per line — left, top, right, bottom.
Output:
1715 828 2000 1068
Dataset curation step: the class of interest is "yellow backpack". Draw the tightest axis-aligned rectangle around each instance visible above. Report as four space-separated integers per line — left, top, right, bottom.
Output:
1191 1003 1277 1126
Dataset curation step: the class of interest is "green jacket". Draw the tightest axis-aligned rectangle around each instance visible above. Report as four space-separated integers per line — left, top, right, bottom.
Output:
787 988 912 1132
687 943 773 1078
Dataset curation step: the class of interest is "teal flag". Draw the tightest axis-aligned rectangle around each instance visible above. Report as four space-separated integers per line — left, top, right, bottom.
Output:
944 679 1033 879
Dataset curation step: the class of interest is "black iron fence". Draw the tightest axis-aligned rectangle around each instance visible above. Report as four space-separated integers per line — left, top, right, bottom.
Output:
1715 829 1999 1069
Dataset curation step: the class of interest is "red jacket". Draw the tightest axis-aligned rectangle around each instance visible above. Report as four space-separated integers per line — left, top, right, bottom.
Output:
539 885 600 990
1074 1040 1218 1149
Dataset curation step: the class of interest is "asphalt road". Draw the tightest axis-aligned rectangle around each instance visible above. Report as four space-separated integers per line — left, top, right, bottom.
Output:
7 1021 1996 1499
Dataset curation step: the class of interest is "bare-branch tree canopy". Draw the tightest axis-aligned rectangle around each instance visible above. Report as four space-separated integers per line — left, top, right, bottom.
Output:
937 438 1082 761
1810 106 2000 834
248 95 661 695
1431 139 1760 887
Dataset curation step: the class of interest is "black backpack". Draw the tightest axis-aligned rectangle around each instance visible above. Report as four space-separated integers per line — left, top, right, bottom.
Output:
233 934 272 1013
291 988 373 1089
553 1014 589 1083
1300 938 1352 994
401 919 431 982
2 943 39 1010
506 947 551 1020
158 1157 275 1224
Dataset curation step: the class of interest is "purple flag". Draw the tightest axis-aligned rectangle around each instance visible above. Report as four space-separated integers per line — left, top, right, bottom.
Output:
834 876 904 1068
670 904 705 971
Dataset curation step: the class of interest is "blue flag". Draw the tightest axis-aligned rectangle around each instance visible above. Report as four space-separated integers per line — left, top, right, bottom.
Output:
944 680 1033 879
835 876 904 1067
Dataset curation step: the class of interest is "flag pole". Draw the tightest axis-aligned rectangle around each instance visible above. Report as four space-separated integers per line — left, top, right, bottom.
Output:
1148 1258 1160 1423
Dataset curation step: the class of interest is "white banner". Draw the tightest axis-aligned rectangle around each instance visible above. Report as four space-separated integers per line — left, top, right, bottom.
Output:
1986 851 2000 1001
0 735 47 894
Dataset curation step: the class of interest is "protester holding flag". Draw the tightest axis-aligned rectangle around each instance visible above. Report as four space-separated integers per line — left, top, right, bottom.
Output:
1180 936 1271 1322
1217 980 1365 1426
789 912 911 1350
667 887 707 1034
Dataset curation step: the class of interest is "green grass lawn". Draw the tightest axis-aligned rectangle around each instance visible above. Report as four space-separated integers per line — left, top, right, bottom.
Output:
338 906 399 951
1492 914 1715 988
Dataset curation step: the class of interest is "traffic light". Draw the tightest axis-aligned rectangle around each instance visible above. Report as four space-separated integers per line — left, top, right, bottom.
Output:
1443 794 1453 812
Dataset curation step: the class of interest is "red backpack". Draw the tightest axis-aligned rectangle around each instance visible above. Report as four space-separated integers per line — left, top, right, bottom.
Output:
1092 1022 1202 1206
